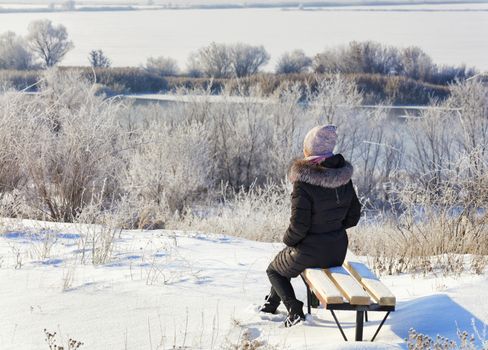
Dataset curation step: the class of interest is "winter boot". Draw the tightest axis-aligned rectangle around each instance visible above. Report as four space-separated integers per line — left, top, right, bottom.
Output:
283 299 305 327
258 291 280 314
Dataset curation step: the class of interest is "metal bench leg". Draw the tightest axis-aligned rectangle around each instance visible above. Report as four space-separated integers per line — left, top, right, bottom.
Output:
365 311 368 322
371 311 391 342
355 311 364 341
300 275 312 315
330 310 348 341
306 284 312 315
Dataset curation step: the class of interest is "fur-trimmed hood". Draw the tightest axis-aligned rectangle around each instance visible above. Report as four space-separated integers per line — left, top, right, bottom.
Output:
288 157 353 188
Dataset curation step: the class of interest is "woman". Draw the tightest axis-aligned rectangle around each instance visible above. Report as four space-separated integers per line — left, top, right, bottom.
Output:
259 124 361 327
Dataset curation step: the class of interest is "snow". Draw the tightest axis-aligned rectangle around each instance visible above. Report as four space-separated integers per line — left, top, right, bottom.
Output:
0 5 487 70
125 93 272 104
0 219 487 349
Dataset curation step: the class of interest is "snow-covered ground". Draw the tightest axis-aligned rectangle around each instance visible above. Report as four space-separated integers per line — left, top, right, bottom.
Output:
0 5 487 70
0 219 487 349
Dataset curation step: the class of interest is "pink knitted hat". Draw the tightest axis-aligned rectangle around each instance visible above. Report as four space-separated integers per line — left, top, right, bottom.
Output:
303 124 337 157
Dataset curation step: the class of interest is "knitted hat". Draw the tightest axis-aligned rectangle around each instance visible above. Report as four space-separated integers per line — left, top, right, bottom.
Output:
303 124 337 157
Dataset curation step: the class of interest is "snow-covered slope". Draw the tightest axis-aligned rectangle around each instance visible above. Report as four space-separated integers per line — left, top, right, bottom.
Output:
0 220 487 349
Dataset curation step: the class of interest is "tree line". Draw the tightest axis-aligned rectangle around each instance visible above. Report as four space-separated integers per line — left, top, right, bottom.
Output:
0 19 478 87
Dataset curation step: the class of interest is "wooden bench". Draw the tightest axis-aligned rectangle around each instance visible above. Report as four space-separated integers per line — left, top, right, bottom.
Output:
301 261 396 341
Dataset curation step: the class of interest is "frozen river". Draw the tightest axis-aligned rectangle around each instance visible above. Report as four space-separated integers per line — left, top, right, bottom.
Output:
0 4 487 70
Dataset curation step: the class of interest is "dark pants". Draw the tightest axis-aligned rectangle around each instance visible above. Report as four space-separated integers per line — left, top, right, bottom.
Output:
266 231 348 310
266 263 297 307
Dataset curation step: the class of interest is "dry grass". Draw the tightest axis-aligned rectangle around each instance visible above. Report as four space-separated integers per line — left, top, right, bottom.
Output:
406 325 488 350
44 328 84 350
178 182 291 242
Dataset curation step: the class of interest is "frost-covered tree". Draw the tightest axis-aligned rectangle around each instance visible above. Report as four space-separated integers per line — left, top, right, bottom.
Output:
27 19 74 68
185 55 204 77
230 43 269 77
145 56 179 76
275 49 312 74
0 31 35 70
189 42 269 78
88 49 111 68
399 46 434 81
314 41 402 75
345 41 401 75
189 42 232 78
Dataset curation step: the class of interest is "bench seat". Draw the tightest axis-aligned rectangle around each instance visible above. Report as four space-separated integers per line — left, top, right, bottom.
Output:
344 261 396 307
301 260 396 341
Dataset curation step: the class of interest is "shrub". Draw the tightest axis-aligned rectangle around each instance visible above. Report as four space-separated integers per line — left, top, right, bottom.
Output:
351 81 488 275
189 42 233 78
1 69 128 221
88 49 111 68
169 84 309 188
314 41 402 75
79 67 169 93
144 56 180 76
400 46 435 82
0 31 36 70
275 50 312 74
313 41 476 85
0 91 27 214
230 43 269 77
179 182 291 242
122 120 213 227
406 327 487 350
189 42 270 78
0 69 41 91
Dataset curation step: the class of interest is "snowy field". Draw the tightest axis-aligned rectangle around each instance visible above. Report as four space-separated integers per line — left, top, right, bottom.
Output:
1 219 487 349
0 4 487 70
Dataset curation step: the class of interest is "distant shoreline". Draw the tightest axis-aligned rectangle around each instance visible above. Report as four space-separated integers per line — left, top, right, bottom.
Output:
1 0 488 14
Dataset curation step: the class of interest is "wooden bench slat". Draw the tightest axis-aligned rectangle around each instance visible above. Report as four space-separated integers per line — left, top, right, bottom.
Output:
325 266 371 305
302 268 344 304
344 261 396 307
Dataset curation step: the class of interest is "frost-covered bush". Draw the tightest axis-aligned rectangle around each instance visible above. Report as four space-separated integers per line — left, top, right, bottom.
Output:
230 43 270 78
88 49 111 68
406 326 488 350
275 50 312 74
1 70 127 221
313 41 476 85
171 84 310 188
0 31 36 70
350 80 488 275
179 182 291 242
0 92 26 193
189 42 269 78
314 41 402 75
122 120 212 228
188 42 233 79
144 56 180 76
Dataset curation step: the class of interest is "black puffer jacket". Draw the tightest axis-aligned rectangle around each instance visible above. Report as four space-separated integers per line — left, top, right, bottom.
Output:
271 154 361 278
